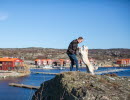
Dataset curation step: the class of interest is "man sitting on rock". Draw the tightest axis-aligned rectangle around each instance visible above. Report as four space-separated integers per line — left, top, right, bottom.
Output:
67 37 84 71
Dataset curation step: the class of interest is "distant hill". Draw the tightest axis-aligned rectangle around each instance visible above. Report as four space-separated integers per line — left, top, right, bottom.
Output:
0 48 66 60
0 48 130 66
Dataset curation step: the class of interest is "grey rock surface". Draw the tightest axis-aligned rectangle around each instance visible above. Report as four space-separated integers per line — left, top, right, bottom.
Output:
32 71 130 100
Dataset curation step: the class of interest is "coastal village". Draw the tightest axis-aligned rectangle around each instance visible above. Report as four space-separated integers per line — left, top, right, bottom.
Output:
0 47 130 79
0 52 130 79
0 55 130 100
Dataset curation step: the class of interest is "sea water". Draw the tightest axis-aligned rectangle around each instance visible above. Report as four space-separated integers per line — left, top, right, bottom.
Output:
0 67 130 100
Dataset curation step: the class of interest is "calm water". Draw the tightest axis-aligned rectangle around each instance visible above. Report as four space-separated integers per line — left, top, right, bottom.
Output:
0 67 130 100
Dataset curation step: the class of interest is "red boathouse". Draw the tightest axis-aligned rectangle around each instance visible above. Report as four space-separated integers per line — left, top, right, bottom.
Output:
116 59 130 66
0 57 24 70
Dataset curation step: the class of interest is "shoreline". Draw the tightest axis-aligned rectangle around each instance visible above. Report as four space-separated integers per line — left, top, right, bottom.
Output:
1 66 130 79
30 65 130 69
0 70 30 80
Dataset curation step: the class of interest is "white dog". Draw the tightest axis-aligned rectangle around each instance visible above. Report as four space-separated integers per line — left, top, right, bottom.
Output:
79 45 95 75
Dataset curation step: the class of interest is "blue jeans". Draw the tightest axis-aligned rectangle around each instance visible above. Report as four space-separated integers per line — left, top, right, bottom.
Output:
67 54 79 71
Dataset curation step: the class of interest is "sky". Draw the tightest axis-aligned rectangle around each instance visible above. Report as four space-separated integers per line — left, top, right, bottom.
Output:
0 0 129 49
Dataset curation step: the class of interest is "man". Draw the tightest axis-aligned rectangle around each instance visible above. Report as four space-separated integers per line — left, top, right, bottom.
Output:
67 37 84 71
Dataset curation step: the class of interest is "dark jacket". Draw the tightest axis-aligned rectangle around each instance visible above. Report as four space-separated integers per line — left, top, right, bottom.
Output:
67 39 78 55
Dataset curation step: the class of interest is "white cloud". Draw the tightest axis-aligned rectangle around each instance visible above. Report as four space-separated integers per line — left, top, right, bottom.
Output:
0 13 8 21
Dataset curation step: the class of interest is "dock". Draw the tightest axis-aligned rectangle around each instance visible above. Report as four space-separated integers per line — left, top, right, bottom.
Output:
9 83 40 90
32 72 58 75
95 69 127 74
31 69 128 75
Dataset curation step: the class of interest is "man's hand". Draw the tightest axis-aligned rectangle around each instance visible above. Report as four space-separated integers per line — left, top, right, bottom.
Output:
78 47 81 49
77 47 81 51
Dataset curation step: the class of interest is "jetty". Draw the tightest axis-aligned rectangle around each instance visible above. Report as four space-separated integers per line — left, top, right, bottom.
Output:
95 69 128 74
32 72 58 75
9 83 40 90
31 69 128 75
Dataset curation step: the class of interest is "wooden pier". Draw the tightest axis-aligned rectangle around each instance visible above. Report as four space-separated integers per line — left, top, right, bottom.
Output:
9 83 40 90
32 72 58 75
31 69 127 75
95 69 127 75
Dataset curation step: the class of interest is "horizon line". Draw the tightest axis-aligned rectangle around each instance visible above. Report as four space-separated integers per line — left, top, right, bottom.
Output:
0 47 130 50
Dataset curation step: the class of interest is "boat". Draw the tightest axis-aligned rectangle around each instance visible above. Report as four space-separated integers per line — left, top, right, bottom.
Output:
58 67 66 70
42 65 53 69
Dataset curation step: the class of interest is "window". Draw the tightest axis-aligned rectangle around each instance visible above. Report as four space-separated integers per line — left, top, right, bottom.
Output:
15 62 20 66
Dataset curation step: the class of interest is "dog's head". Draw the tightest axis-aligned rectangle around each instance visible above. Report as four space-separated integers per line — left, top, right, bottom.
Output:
82 45 88 51
79 45 88 55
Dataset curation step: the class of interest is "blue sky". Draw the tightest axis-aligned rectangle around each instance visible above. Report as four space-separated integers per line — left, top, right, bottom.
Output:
0 0 129 49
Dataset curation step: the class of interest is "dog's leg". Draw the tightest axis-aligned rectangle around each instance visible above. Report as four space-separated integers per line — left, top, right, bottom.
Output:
80 52 95 75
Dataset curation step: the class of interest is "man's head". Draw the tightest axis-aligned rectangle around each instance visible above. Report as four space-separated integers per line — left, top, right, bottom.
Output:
77 37 84 43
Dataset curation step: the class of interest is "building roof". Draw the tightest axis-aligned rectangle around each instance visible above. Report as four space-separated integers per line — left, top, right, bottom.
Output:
35 59 52 61
35 59 41 61
0 58 23 62
42 59 47 61
46 59 52 61
59 59 65 61
117 59 130 61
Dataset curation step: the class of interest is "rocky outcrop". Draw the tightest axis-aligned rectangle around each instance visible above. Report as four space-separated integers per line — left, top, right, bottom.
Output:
32 71 130 100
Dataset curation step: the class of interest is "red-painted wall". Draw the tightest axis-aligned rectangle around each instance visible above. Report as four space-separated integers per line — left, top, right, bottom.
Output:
0 59 23 70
